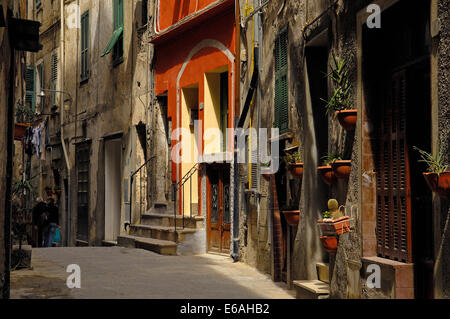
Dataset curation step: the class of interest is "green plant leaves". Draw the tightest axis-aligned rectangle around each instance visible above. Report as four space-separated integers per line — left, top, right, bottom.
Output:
413 146 448 175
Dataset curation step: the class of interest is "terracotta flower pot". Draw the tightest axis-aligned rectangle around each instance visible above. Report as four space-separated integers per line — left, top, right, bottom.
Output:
282 210 300 227
331 160 352 180
318 216 351 236
320 236 338 254
317 166 337 185
423 172 450 199
336 109 357 131
262 174 271 181
289 163 304 178
14 123 29 141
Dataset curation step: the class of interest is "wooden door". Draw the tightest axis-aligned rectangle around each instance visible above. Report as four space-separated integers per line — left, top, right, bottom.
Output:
207 165 230 253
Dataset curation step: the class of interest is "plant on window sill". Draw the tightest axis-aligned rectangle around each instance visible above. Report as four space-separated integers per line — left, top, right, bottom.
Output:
414 146 449 199
321 55 357 131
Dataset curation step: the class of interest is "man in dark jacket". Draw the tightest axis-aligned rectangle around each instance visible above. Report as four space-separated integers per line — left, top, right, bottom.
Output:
44 198 60 248
32 197 47 247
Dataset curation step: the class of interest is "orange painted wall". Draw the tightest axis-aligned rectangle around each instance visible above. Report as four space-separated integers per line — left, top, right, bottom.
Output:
157 0 221 32
154 8 235 185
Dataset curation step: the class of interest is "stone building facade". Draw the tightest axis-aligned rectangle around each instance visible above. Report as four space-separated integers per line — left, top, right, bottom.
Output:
24 0 151 247
237 0 450 299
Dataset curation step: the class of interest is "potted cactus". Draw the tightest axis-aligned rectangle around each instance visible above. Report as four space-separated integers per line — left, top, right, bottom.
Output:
317 200 351 236
321 55 357 131
414 146 449 199
284 150 304 178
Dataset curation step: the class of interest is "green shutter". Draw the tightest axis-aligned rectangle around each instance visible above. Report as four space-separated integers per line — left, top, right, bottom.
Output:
102 0 123 62
25 67 36 112
81 11 89 81
274 30 288 134
101 26 123 57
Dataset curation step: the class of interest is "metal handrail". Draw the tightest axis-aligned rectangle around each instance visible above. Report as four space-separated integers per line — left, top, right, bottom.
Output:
129 156 155 227
173 163 199 232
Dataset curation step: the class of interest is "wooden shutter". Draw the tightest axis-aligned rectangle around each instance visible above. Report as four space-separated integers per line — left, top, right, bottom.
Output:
250 131 258 190
51 53 58 106
113 0 124 64
274 30 288 134
81 11 89 81
376 70 412 263
25 66 36 112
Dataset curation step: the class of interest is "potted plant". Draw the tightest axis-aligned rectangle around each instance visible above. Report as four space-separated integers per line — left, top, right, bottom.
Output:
13 179 35 197
414 146 449 199
321 55 357 131
284 150 304 178
317 154 340 185
331 158 352 180
14 101 35 141
319 236 338 254
281 205 300 227
317 200 351 236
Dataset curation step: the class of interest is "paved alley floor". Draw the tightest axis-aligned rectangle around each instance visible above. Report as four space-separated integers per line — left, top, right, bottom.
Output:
10 247 294 299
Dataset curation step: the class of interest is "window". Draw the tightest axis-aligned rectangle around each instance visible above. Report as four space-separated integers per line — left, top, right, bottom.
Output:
25 66 36 112
274 29 288 134
142 0 148 26
101 0 124 66
51 53 58 107
36 62 44 110
80 11 89 82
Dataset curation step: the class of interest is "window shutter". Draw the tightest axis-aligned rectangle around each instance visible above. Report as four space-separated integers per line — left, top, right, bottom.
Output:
81 11 89 81
250 137 259 190
51 53 58 106
25 66 36 112
376 70 412 263
274 30 288 134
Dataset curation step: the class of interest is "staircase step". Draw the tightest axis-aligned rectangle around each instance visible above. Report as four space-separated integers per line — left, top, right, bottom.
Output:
316 262 330 284
141 213 204 229
293 280 330 299
117 235 177 256
130 224 197 243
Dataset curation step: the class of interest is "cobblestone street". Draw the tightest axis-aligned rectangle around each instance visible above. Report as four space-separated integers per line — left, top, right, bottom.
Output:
10 247 294 299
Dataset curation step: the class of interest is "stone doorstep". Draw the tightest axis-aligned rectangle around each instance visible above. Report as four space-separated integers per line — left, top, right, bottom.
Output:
293 280 330 299
141 213 204 229
102 240 118 247
130 224 198 242
316 262 330 284
117 235 177 256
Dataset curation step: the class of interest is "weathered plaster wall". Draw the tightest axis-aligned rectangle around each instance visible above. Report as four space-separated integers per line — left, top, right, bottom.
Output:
434 0 450 299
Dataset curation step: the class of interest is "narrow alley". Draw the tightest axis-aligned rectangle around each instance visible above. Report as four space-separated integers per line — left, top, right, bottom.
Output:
10 247 294 299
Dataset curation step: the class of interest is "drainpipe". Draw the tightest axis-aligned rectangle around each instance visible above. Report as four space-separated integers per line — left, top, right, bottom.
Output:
60 0 72 245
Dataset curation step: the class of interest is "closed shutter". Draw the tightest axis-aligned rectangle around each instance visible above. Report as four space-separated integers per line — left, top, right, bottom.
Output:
81 11 89 81
250 131 258 190
274 30 288 134
376 70 412 263
51 53 58 106
25 67 36 112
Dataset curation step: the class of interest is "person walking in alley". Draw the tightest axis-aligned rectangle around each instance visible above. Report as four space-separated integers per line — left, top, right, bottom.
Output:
32 197 47 248
43 198 60 248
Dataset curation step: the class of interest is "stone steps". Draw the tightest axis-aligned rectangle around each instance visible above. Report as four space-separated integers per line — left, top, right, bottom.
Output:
293 263 330 299
141 213 204 229
117 235 177 256
293 280 330 299
129 224 198 243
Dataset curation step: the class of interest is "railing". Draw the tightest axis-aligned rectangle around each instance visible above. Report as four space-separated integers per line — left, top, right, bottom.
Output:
173 163 199 232
130 156 155 225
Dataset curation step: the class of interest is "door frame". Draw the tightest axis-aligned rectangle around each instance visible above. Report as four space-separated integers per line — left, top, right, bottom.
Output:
206 163 231 253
